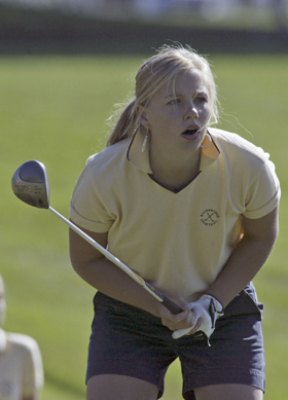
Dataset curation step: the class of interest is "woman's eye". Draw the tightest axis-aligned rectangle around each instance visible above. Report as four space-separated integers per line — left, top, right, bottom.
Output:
167 98 181 106
196 96 208 103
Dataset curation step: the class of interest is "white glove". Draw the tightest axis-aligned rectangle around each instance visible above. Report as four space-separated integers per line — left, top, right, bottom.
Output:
172 294 224 340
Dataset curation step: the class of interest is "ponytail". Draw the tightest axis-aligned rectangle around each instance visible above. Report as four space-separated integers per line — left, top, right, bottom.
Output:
106 99 138 146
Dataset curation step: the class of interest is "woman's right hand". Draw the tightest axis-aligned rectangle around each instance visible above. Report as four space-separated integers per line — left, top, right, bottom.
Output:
158 299 201 333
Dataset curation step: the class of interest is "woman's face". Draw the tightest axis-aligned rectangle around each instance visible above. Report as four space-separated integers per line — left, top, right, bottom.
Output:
144 69 212 153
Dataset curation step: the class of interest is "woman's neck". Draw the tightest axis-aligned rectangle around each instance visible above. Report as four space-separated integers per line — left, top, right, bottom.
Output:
149 148 201 192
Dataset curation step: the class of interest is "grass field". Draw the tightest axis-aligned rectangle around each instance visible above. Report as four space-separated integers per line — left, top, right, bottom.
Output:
1 53 287 399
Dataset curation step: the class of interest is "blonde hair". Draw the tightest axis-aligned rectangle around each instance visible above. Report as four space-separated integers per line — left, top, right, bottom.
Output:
107 44 219 146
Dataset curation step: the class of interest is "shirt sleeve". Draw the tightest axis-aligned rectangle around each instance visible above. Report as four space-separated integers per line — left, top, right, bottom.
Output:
243 157 281 219
70 160 115 232
21 336 44 397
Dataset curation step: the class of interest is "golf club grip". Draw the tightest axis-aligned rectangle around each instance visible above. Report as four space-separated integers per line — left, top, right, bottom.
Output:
144 283 183 314
161 295 183 314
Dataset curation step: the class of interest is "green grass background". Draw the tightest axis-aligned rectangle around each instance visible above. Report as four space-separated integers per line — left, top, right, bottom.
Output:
1 54 287 399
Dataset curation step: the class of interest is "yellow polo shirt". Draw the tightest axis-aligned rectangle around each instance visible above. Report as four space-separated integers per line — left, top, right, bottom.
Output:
70 128 280 299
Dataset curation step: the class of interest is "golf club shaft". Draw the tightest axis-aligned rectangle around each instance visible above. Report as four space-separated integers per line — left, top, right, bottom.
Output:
49 206 182 313
52 207 194 337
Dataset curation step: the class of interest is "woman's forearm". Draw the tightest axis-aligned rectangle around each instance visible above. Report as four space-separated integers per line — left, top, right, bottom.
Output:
72 255 165 318
206 208 279 307
206 235 275 307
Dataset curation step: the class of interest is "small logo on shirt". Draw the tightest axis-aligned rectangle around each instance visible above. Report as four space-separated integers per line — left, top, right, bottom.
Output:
200 209 220 226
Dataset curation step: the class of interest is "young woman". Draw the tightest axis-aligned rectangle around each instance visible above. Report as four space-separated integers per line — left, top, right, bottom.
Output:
69 44 280 400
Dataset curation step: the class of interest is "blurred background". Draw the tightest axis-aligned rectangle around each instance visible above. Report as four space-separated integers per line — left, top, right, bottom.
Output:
0 0 288 54
1 1 287 400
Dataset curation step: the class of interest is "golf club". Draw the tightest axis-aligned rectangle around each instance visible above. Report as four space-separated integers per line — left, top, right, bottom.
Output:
11 160 203 339
11 161 184 308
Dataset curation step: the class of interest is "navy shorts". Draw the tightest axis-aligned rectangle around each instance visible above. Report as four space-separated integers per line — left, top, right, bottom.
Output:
86 283 265 400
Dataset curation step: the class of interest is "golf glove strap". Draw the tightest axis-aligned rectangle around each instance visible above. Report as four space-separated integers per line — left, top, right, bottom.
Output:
172 294 224 341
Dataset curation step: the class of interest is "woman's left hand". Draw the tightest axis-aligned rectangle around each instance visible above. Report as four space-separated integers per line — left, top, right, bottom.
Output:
159 294 223 339
171 294 224 339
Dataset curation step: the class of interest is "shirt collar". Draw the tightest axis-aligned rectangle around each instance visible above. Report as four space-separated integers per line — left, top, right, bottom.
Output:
0 329 7 352
199 131 220 170
127 130 220 174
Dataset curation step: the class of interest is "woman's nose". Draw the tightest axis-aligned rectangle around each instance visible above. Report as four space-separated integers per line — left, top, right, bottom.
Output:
184 103 199 119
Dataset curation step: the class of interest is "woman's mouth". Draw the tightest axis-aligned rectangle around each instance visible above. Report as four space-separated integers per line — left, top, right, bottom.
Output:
183 129 198 135
181 128 199 139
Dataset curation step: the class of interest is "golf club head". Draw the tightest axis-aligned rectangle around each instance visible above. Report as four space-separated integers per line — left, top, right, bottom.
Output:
11 160 50 209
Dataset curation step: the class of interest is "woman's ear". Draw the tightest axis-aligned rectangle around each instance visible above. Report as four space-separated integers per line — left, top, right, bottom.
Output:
137 105 149 129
